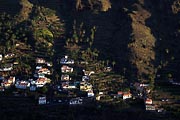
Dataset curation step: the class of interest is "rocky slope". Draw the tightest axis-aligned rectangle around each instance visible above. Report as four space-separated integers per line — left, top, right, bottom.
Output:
0 0 180 82
69 0 180 83
56 0 180 83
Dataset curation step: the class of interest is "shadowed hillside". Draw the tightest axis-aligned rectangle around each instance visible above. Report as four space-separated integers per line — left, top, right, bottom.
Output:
1 0 180 82
145 0 180 82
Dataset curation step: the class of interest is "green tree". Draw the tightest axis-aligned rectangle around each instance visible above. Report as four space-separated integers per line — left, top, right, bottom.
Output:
106 60 109 66
55 73 59 82
40 86 48 94
112 61 116 68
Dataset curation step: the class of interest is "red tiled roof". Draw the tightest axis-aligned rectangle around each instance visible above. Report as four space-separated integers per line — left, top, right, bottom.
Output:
118 91 123 95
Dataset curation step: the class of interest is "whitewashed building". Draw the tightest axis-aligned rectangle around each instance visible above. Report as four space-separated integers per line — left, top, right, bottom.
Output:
39 97 46 105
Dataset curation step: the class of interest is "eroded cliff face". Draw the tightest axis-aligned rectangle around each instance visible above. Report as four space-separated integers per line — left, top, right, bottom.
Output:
128 3 156 82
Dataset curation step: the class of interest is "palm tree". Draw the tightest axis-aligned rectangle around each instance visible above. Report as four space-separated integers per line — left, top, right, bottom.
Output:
87 48 92 60
89 41 93 48
102 61 105 67
55 73 59 82
106 60 109 66
66 38 70 47
112 61 116 68
123 68 126 76
76 0 83 10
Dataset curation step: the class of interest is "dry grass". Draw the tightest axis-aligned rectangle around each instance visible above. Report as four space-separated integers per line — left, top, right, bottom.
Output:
128 3 156 81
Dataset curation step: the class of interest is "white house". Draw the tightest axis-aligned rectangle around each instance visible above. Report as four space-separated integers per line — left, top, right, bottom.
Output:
38 73 45 78
7 77 15 85
123 92 132 100
146 105 156 111
36 66 42 70
99 92 104 95
80 82 93 91
145 98 153 105
0 64 13 71
60 56 74 64
140 83 150 87
39 96 46 105
1 76 15 89
87 90 94 97
96 96 101 101
61 82 76 89
3 67 13 71
68 84 76 89
35 78 47 87
15 81 30 89
46 62 53 67
69 98 83 105
2 82 11 89
36 58 46 64
82 75 90 81
38 68 51 75
61 65 73 73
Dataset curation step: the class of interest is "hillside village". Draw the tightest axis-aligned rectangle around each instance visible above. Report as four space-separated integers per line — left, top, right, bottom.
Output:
1 46 179 114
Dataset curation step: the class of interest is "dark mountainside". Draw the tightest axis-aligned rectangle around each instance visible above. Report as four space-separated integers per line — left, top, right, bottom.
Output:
28 0 180 83
0 0 180 120
0 0 179 83
36 0 180 83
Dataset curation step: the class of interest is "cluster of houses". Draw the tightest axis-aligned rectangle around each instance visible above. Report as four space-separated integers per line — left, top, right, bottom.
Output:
33 58 52 88
120 91 132 100
0 76 15 91
0 53 19 72
133 82 157 111
145 98 155 111
60 56 75 91
80 75 94 97
0 57 52 93
0 53 169 112
58 55 95 105
37 55 95 105
106 90 132 101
